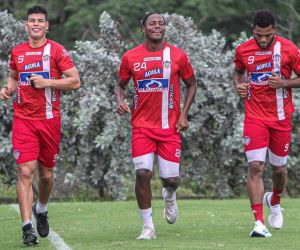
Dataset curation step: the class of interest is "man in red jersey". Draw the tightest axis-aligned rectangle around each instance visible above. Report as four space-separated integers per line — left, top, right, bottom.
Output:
115 12 196 240
0 6 80 246
233 9 300 238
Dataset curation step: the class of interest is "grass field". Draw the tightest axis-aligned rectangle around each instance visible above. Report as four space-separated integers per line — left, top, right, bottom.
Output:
1 199 300 249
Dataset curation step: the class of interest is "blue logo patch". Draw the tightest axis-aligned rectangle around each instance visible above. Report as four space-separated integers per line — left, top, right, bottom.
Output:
19 71 50 85
137 78 169 92
24 61 42 71
250 72 272 85
144 68 162 78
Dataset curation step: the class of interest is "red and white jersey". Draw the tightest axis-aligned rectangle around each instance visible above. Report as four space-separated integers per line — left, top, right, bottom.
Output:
118 42 195 129
10 39 75 120
234 35 300 121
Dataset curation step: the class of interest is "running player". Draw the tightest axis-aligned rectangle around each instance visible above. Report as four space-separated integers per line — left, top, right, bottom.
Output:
114 13 196 240
0 5 80 246
233 9 300 237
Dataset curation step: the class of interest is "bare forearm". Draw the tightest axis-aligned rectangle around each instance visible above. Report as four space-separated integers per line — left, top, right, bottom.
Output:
7 77 18 93
181 82 196 116
44 77 80 90
281 76 300 88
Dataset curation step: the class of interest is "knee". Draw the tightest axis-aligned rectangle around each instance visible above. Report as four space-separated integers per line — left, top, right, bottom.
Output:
39 171 54 185
273 166 288 177
18 168 34 182
162 177 180 189
136 169 152 182
248 161 264 178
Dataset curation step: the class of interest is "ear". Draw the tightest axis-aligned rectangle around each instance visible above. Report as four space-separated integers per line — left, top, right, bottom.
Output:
46 21 49 31
24 20 29 33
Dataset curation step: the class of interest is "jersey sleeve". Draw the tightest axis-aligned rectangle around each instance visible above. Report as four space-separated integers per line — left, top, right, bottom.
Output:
118 53 131 81
178 51 195 80
9 49 17 70
54 45 75 72
234 45 245 71
288 43 300 75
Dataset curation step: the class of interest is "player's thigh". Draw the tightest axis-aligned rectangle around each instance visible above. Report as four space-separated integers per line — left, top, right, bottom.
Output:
12 117 39 164
132 128 156 171
157 135 181 178
38 117 61 168
243 118 269 162
268 118 292 166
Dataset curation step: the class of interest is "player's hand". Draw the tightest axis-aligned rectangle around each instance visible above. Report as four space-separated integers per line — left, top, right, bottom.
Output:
117 102 131 116
176 114 188 132
29 75 46 89
236 82 248 98
0 86 13 101
268 70 284 88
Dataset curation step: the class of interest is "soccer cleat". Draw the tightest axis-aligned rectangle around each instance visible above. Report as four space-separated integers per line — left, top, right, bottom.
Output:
249 220 272 237
32 203 49 237
136 225 156 240
22 223 39 246
263 192 284 229
162 187 178 224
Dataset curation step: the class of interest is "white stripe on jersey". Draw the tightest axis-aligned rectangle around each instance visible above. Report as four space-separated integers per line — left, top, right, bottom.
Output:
43 43 53 119
273 41 285 120
162 47 171 128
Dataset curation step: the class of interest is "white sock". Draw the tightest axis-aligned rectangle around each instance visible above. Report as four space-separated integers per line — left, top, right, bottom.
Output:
36 201 48 214
140 208 154 228
164 188 176 200
22 220 32 227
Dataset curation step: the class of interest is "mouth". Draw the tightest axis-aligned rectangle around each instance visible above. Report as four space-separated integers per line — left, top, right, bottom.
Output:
32 28 41 33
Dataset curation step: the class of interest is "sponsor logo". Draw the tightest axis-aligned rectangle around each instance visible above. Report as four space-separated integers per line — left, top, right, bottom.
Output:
26 51 42 55
53 154 58 163
169 83 174 109
255 62 272 71
243 136 251 145
137 78 169 92
144 57 161 61
51 88 57 102
24 61 42 71
144 68 162 78
19 71 50 85
133 87 138 110
13 150 20 160
175 149 181 158
249 72 272 85
163 60 171 69
255 51 272 55
273 54 281 63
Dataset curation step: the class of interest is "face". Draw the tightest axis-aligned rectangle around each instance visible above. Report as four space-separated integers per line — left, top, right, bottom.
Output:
25 13 48 40
253 24 276 49
142 14 165 42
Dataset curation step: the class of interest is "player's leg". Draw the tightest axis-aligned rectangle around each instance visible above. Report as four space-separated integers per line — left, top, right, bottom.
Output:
132 128 156 240
156 130 181 224
12 117 39 245
263 118 291 229
32 117 60 238
243 118 271 237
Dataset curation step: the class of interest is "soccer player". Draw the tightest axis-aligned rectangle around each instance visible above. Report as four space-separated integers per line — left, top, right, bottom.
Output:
0 6 80 246
114 13 196 239
233 9 300 237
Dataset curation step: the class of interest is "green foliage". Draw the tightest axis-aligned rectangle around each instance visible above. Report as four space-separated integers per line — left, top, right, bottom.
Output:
1 10 300 199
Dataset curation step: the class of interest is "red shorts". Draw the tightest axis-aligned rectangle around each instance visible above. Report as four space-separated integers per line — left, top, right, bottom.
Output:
243 116 291 157
132 127 181 163
12 116 61 168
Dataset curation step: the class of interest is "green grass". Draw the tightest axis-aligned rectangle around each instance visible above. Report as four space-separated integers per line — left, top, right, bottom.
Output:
1 199 300 249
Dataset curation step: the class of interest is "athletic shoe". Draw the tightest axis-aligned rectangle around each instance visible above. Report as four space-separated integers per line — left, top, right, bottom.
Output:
249 220 272 237
162 187 178 224
263 192 284 229
136 225 156 240
22 223 39 246
32 203 49 237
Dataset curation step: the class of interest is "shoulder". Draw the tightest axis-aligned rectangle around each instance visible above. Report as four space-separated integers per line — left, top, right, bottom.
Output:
276 36 297 48
236 38 255 53
47 39 66 51
12 41 29 52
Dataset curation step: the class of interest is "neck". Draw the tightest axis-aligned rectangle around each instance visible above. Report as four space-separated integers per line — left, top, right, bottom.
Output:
29 37 47 48
144 39 164 52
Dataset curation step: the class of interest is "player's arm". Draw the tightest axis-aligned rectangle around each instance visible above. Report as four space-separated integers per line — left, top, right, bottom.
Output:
268 71 300 88
233 67 248 98
176 75 197 132
114 78 131 116
30 67 80 90
0 69 18 101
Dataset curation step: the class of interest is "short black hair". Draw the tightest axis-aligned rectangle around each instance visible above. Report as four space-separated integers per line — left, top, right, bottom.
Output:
253 9 275 28
27 5 48 21
141 12 166 27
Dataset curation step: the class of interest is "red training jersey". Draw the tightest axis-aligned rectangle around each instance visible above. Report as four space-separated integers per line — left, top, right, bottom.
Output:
10 39 75 120
118 42 195 129
234 35 300 121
